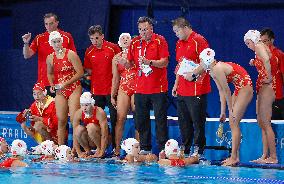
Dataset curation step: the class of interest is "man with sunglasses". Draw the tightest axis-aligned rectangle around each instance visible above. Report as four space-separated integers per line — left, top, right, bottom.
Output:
84 25 121 151
260 28 284 120
22 13 76 96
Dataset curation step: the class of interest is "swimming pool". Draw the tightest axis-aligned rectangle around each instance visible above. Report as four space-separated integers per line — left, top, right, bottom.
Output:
1 159 284 184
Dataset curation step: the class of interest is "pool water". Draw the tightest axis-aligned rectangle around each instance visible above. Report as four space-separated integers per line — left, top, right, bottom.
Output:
1 158 284 184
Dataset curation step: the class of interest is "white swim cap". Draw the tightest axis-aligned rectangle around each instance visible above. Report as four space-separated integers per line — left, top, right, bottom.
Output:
244 30 260 44
118 33 131 47
48 31 63 46
121 138 139 155
55 145 71 161
199 48 215 70
11 139 27 156
41 140 55 156
164 139 179 158
31 145 42 155
80 92 95 105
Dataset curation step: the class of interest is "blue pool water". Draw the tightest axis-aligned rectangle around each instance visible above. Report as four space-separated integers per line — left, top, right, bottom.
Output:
1 159 284 184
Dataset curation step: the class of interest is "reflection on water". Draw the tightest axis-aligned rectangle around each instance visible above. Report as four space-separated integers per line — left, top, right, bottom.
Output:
163 166 180 175
0 158 283 184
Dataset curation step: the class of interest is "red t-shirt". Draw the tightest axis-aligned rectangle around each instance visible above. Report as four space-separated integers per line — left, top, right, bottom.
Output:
127 34 169 94
30 29 76 86
175 31 211 96
84 40 121 95
270 46 283 99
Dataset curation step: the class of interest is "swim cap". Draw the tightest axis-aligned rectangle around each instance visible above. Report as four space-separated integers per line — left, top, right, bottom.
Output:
165 139 179 158
121 138 139 155
41 140 55 156
55 145 71 161
199 48 215 70
244 30 260 44
118 33 131 48
80 92 95 105
48 31 63 46
11 139 27 156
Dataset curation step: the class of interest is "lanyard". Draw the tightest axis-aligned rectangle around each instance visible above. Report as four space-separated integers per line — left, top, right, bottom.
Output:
139 39 147 57
138 39 148 77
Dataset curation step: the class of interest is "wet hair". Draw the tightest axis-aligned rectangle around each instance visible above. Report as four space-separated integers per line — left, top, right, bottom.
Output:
88 25 103 36
137 16 154 26
43 13 59 21
171 17 192 28
260 28 275 40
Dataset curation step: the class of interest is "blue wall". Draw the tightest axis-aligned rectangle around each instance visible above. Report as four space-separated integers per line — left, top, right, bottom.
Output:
0 17 12 49
0 1 284 119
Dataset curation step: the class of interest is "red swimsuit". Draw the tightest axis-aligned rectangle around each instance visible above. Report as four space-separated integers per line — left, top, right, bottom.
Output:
81 107 99 126
117 63 136 96
169 158 186 167
253 55 277 94
53 49 80 99
225 62 253 96
0 157 18 168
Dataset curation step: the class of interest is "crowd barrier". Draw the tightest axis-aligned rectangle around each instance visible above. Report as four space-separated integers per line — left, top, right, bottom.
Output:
0 112 283 164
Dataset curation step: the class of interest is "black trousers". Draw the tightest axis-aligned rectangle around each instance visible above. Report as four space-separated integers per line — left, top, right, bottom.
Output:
177 94 207 154
134 93 168 151
272 98 284 120
93 94 117 147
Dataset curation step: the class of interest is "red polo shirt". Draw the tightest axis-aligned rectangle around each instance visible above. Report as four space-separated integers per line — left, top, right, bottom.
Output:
273 47 284 73
84 40 120 95
30 29 76 86
128 33 169 94
175 31 211 96
270 46 284 99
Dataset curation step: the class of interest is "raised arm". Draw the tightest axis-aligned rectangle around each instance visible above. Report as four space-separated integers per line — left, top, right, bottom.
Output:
22 33 35 59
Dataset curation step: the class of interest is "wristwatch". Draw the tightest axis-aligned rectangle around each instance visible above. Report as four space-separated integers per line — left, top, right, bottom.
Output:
149 60 153 66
